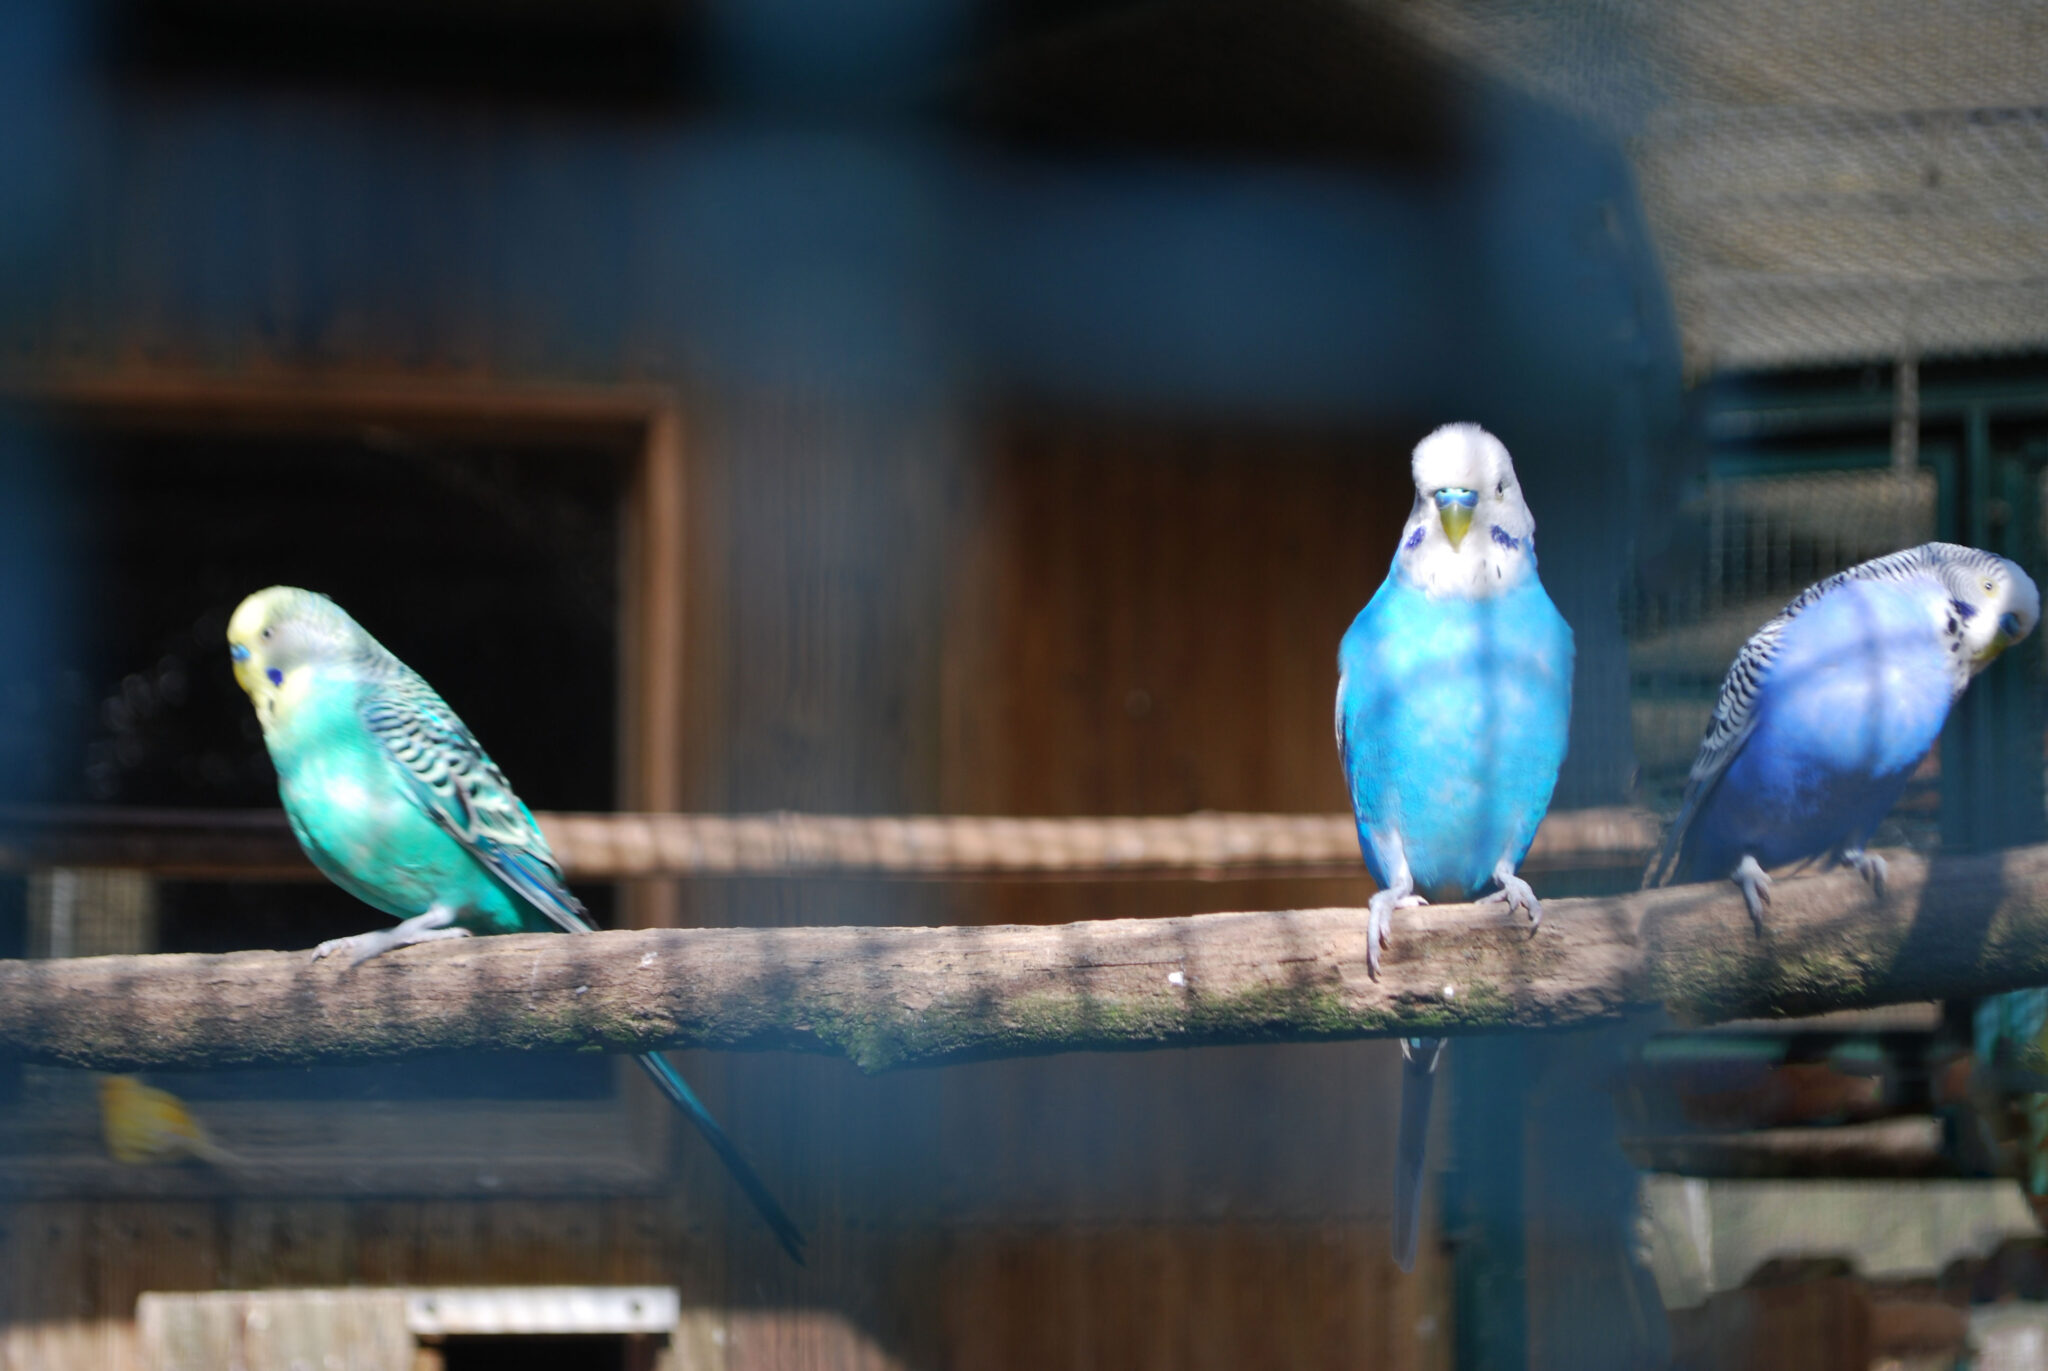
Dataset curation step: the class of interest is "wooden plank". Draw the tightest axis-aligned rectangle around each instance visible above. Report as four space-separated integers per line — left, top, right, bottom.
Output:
138 1288 416 1371
937 419 1407 930
936 1225 1448 1371
222 1201 357 1288
0 1201 226 1371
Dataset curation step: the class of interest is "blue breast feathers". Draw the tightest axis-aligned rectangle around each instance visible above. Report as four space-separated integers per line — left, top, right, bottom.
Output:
1678 575 1956 880
1338 574 1574 899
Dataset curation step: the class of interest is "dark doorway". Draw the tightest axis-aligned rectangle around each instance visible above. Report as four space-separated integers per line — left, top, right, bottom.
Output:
20 416 634 1101
435 1333 663 1371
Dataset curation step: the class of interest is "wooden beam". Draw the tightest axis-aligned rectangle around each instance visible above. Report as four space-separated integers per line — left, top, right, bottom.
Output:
1622 1118 1952 1179
618 403 689 929
0 805 1657 881
3 842 2045 1074
6 371 663 447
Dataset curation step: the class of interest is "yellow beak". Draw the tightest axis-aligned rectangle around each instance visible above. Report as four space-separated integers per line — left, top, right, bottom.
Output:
1977 612 2027 669
1438 501 1474 550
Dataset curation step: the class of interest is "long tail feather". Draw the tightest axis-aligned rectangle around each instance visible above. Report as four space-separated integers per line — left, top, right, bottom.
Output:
1393 1037 1445 1273
635 1052 806 1265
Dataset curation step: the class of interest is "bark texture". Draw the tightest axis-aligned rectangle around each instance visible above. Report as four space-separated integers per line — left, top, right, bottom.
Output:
2 842 2042 1073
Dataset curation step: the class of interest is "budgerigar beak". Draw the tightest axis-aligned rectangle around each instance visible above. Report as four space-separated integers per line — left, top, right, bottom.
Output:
1435 488 1477 549
1975 612 2027 669
228 641 256 697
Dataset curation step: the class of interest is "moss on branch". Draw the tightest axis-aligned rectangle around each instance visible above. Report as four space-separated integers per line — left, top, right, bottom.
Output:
5 842 2048 1073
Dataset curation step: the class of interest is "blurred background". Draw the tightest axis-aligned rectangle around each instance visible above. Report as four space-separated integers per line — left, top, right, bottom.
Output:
0 1 2045 1368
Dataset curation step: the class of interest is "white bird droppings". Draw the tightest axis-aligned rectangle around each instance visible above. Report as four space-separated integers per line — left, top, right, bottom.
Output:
638 951 657 969
1167 971 1186 988
1442 985 1457 1000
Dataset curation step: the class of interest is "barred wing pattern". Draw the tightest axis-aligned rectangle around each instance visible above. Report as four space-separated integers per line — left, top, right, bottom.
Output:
357 656 592 934
1645 542 1993 887
353 650 810 1263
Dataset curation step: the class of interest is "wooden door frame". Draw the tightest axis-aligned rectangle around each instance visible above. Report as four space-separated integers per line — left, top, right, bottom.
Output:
8 371 687 828
0 370 689 1198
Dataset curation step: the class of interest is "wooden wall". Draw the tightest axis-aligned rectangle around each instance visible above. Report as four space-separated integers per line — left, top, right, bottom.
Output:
674 397 1402 930
0 1200 1448 1370
0 392 1453 1371
0 0 1679 1356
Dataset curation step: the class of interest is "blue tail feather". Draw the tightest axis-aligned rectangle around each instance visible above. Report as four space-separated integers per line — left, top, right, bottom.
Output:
1393 1036 1444 1273
634 1052 806 1265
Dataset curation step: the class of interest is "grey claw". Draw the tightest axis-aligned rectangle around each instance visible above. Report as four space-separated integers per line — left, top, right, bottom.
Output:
1732 855 1772 935
310 909 472 967
1365 889 1422 980
1843 849 1887 898
1487 868 1543 931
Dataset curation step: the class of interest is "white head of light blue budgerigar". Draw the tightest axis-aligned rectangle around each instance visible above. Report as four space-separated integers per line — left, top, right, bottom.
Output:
1391 423 1541 600
1335 423 1576 1271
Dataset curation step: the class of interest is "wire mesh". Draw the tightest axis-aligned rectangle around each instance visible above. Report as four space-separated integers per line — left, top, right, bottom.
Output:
1394 0 2048 371
1626 465 1938 815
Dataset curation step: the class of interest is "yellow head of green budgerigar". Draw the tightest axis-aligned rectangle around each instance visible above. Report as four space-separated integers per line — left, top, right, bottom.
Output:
227 586 368 730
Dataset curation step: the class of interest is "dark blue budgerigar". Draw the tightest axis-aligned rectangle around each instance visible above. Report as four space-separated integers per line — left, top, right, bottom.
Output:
1336 424 1575 1271
1646 543 2038 925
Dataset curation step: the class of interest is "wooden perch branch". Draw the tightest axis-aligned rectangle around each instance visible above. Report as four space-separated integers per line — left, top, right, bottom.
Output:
0 805 1657 881
7 842 2048 1075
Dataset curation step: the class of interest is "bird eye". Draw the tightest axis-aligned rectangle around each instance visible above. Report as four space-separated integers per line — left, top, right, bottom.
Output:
261 627 272 639
1496 482 1504 495
1985 580 1996 592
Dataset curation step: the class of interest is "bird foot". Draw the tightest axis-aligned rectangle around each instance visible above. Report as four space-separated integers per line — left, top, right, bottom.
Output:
1731 856 1772 935
1365 889 1427 980
1399 1036 1446 1073
1485 864 1543 931
311 907 471 966
1840 848 1888 899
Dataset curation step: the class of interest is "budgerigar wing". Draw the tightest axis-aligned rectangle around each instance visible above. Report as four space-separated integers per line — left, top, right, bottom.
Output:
357 659 593 934
1646 543 1981 886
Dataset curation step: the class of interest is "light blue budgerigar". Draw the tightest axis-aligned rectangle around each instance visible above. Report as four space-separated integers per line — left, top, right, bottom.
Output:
227 586 805 1264
1646 543 2038 925
1336 424 1575 1271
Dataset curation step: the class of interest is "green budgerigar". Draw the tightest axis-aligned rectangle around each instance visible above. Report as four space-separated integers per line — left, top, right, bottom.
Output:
228 586 804 1262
